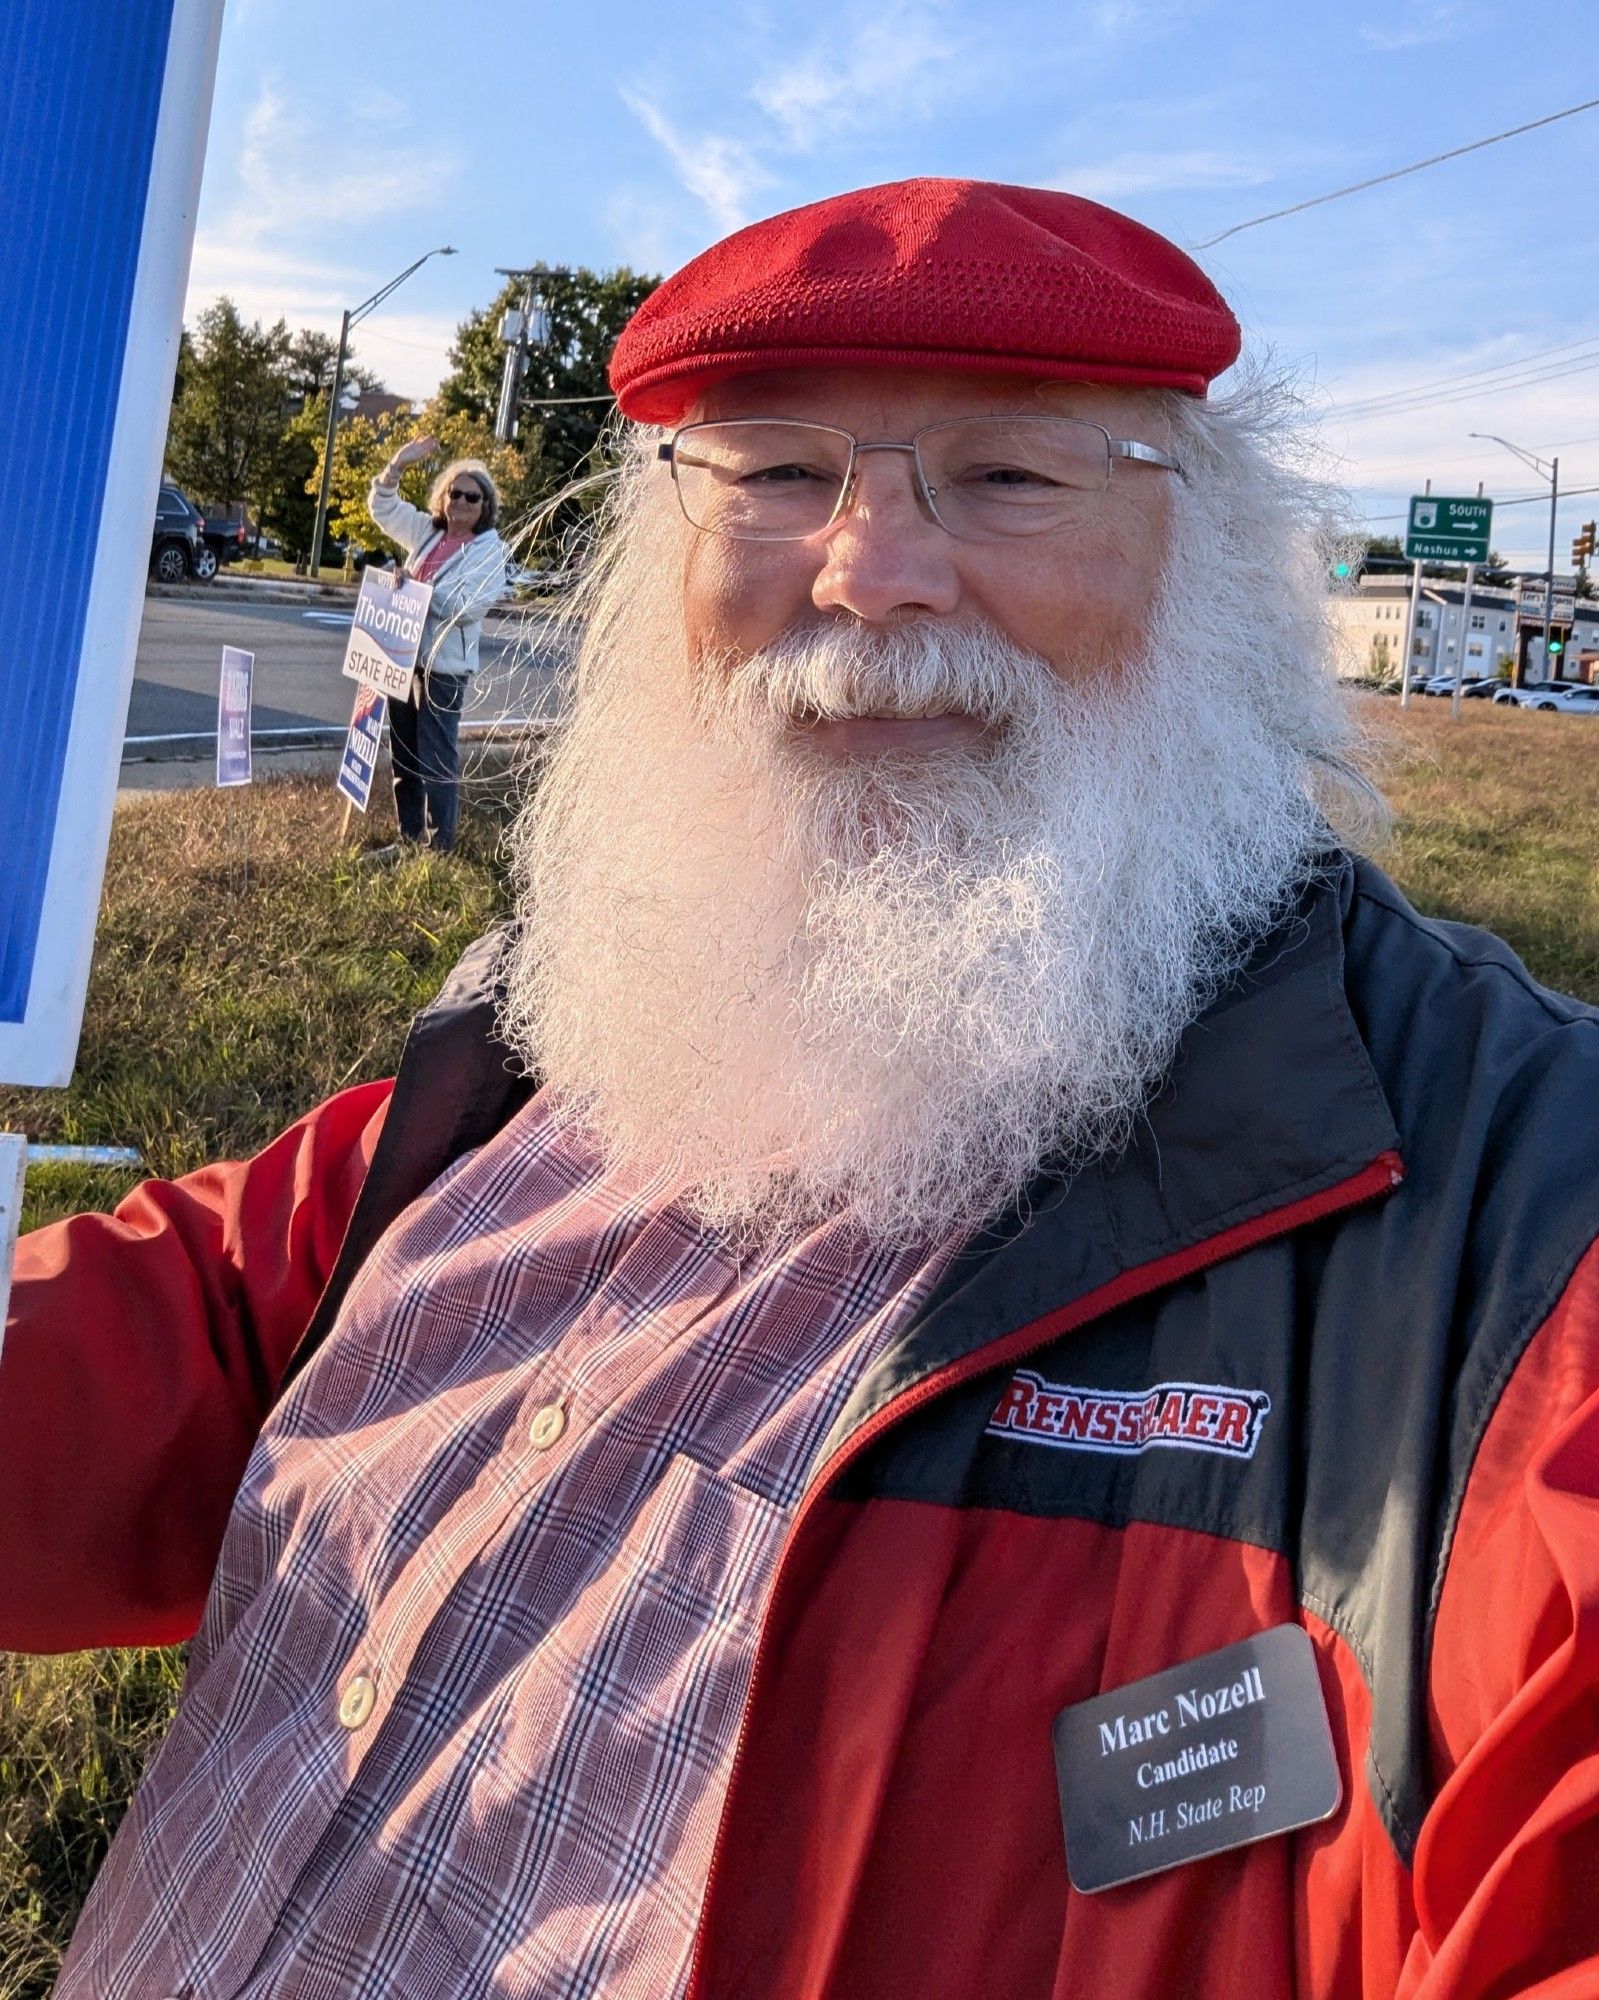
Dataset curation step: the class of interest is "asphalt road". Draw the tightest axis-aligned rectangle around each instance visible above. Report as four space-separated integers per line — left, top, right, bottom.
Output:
128 592 571 746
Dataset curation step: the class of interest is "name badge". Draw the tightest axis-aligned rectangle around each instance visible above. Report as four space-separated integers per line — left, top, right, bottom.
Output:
1052 1624 1342 1893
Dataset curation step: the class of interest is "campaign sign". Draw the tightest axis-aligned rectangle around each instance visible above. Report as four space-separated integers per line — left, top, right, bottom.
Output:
0 2 225 1086
216 646 255 787
341 571 434 700
337 683 387 813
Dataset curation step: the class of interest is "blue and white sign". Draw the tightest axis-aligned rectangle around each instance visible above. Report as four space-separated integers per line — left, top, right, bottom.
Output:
338 683 388 813
342 571 434 700
216 646 255 788
0 2 225 1085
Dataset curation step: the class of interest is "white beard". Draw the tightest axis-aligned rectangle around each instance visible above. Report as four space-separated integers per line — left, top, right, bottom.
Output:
499 581 1336 1249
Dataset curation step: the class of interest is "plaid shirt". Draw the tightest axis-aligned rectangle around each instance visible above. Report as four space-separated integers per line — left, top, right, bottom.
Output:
60 1092 958 1999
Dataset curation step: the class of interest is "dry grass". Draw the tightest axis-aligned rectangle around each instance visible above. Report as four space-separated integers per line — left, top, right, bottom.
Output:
0 778 517 1236
1365 695 1599 1004
2 707 1596 1991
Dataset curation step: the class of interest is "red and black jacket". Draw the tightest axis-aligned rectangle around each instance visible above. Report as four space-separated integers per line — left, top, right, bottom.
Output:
5 852 1599 1996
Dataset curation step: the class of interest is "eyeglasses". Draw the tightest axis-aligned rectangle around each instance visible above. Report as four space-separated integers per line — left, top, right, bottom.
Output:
447 486 484 505
658 415 1185 544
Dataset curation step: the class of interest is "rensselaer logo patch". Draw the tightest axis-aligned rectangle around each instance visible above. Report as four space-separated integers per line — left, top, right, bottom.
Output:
987 1371 1271 1461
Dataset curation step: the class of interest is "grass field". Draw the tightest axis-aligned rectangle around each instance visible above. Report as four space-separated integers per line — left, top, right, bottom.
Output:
1 698 1596 1992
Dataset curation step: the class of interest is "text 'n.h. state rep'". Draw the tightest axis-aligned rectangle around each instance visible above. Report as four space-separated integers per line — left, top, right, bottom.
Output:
1052 1625 1342 1894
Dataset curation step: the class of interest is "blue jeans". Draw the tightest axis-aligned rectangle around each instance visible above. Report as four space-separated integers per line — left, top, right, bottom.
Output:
390 669 466 850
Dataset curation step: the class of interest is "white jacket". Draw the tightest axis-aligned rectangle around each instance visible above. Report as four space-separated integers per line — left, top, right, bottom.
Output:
367 482 508 677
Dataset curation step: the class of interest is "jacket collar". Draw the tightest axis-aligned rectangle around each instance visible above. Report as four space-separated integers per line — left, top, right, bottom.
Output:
828 853 1402 1441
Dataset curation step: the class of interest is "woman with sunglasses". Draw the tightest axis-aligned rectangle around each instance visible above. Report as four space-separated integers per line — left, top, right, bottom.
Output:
368 437 508 852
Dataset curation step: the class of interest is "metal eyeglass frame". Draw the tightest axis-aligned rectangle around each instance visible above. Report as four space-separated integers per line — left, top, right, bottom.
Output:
657 415 1187 542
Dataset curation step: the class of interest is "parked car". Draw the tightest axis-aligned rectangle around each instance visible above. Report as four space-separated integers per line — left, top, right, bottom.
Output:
202 512 251 571
150 483 207 582
1494 678 1582 708
1521 684 1599 714
1418 675 1498 697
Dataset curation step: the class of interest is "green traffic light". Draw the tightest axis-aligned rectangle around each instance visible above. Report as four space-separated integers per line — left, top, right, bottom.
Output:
1549 640 1565 656
1333 561 1352 578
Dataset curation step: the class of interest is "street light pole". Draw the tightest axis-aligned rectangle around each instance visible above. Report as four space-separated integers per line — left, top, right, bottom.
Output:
309 245 457 578
309 309 352 580
1468 432 1559 685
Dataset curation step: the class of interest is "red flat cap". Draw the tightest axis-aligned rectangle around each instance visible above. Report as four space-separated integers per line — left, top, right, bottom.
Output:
609 176 1240 425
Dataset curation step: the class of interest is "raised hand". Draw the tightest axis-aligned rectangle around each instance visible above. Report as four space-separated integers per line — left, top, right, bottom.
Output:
391 434 441 470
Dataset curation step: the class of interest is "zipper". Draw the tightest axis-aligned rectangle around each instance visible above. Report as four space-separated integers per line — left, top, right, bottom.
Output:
682 1146 1404 1999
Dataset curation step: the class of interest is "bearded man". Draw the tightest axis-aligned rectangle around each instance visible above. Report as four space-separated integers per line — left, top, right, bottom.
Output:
5 179 1598 1999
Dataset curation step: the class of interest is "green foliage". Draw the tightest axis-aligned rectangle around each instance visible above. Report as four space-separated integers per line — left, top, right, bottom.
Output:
164 299 298 518
261 402 323 559
319 402 537 562
164 300 385 560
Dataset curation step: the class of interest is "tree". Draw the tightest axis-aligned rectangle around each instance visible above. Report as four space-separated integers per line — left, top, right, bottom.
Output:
319 399 535 562
262 401 326 559
436 264 658 501
284 328 383 409
164 299 297 515
162 299 387 556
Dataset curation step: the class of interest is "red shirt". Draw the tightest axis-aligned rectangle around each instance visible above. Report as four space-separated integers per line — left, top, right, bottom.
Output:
412 532 469 583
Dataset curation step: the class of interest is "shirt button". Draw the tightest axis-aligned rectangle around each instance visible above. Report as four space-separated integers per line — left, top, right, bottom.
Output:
338 1674 377 1730
529 1402 568 1450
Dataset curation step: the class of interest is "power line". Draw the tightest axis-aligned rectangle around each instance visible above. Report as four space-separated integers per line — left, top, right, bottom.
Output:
1354 432 1599 478
1333 352 1599 425
1363 481 1599 522
1198 97 1599 247
1327 334 1599 420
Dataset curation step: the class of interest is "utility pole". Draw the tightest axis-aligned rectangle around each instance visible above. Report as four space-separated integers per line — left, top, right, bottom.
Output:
1542 455 1560 677
494 266 570 443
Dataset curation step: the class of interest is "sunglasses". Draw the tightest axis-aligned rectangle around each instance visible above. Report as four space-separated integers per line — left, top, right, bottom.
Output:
447 486 484 505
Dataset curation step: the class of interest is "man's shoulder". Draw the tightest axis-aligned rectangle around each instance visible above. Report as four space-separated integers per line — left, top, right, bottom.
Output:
1344 853 1597 1038
1338 850 1599 1241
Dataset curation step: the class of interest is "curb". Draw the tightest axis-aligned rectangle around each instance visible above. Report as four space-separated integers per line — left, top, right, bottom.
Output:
147 579 357 606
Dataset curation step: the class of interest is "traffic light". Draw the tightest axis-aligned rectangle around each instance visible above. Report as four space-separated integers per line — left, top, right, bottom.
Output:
1549 638 1565 657
1333 560 1352 578
1574 521 1597 565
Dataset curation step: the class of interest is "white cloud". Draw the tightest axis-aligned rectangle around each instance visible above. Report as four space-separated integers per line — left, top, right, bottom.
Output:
184 77 464 393
750 5 971 149
1357 1 1487 51
1055 148 1280 200
226 80 456 242
619 87 773 232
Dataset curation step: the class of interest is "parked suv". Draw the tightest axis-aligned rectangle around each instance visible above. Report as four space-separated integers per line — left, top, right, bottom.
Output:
203 514 251 572
150 483 209 582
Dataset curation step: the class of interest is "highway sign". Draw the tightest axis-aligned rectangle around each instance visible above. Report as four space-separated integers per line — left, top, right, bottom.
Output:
1405 496 1493 564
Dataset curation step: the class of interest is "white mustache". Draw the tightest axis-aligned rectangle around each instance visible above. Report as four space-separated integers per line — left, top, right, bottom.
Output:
720 620 1052 732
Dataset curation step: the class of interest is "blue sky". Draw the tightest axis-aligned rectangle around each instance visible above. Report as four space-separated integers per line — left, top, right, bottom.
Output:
190 0 1599 565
